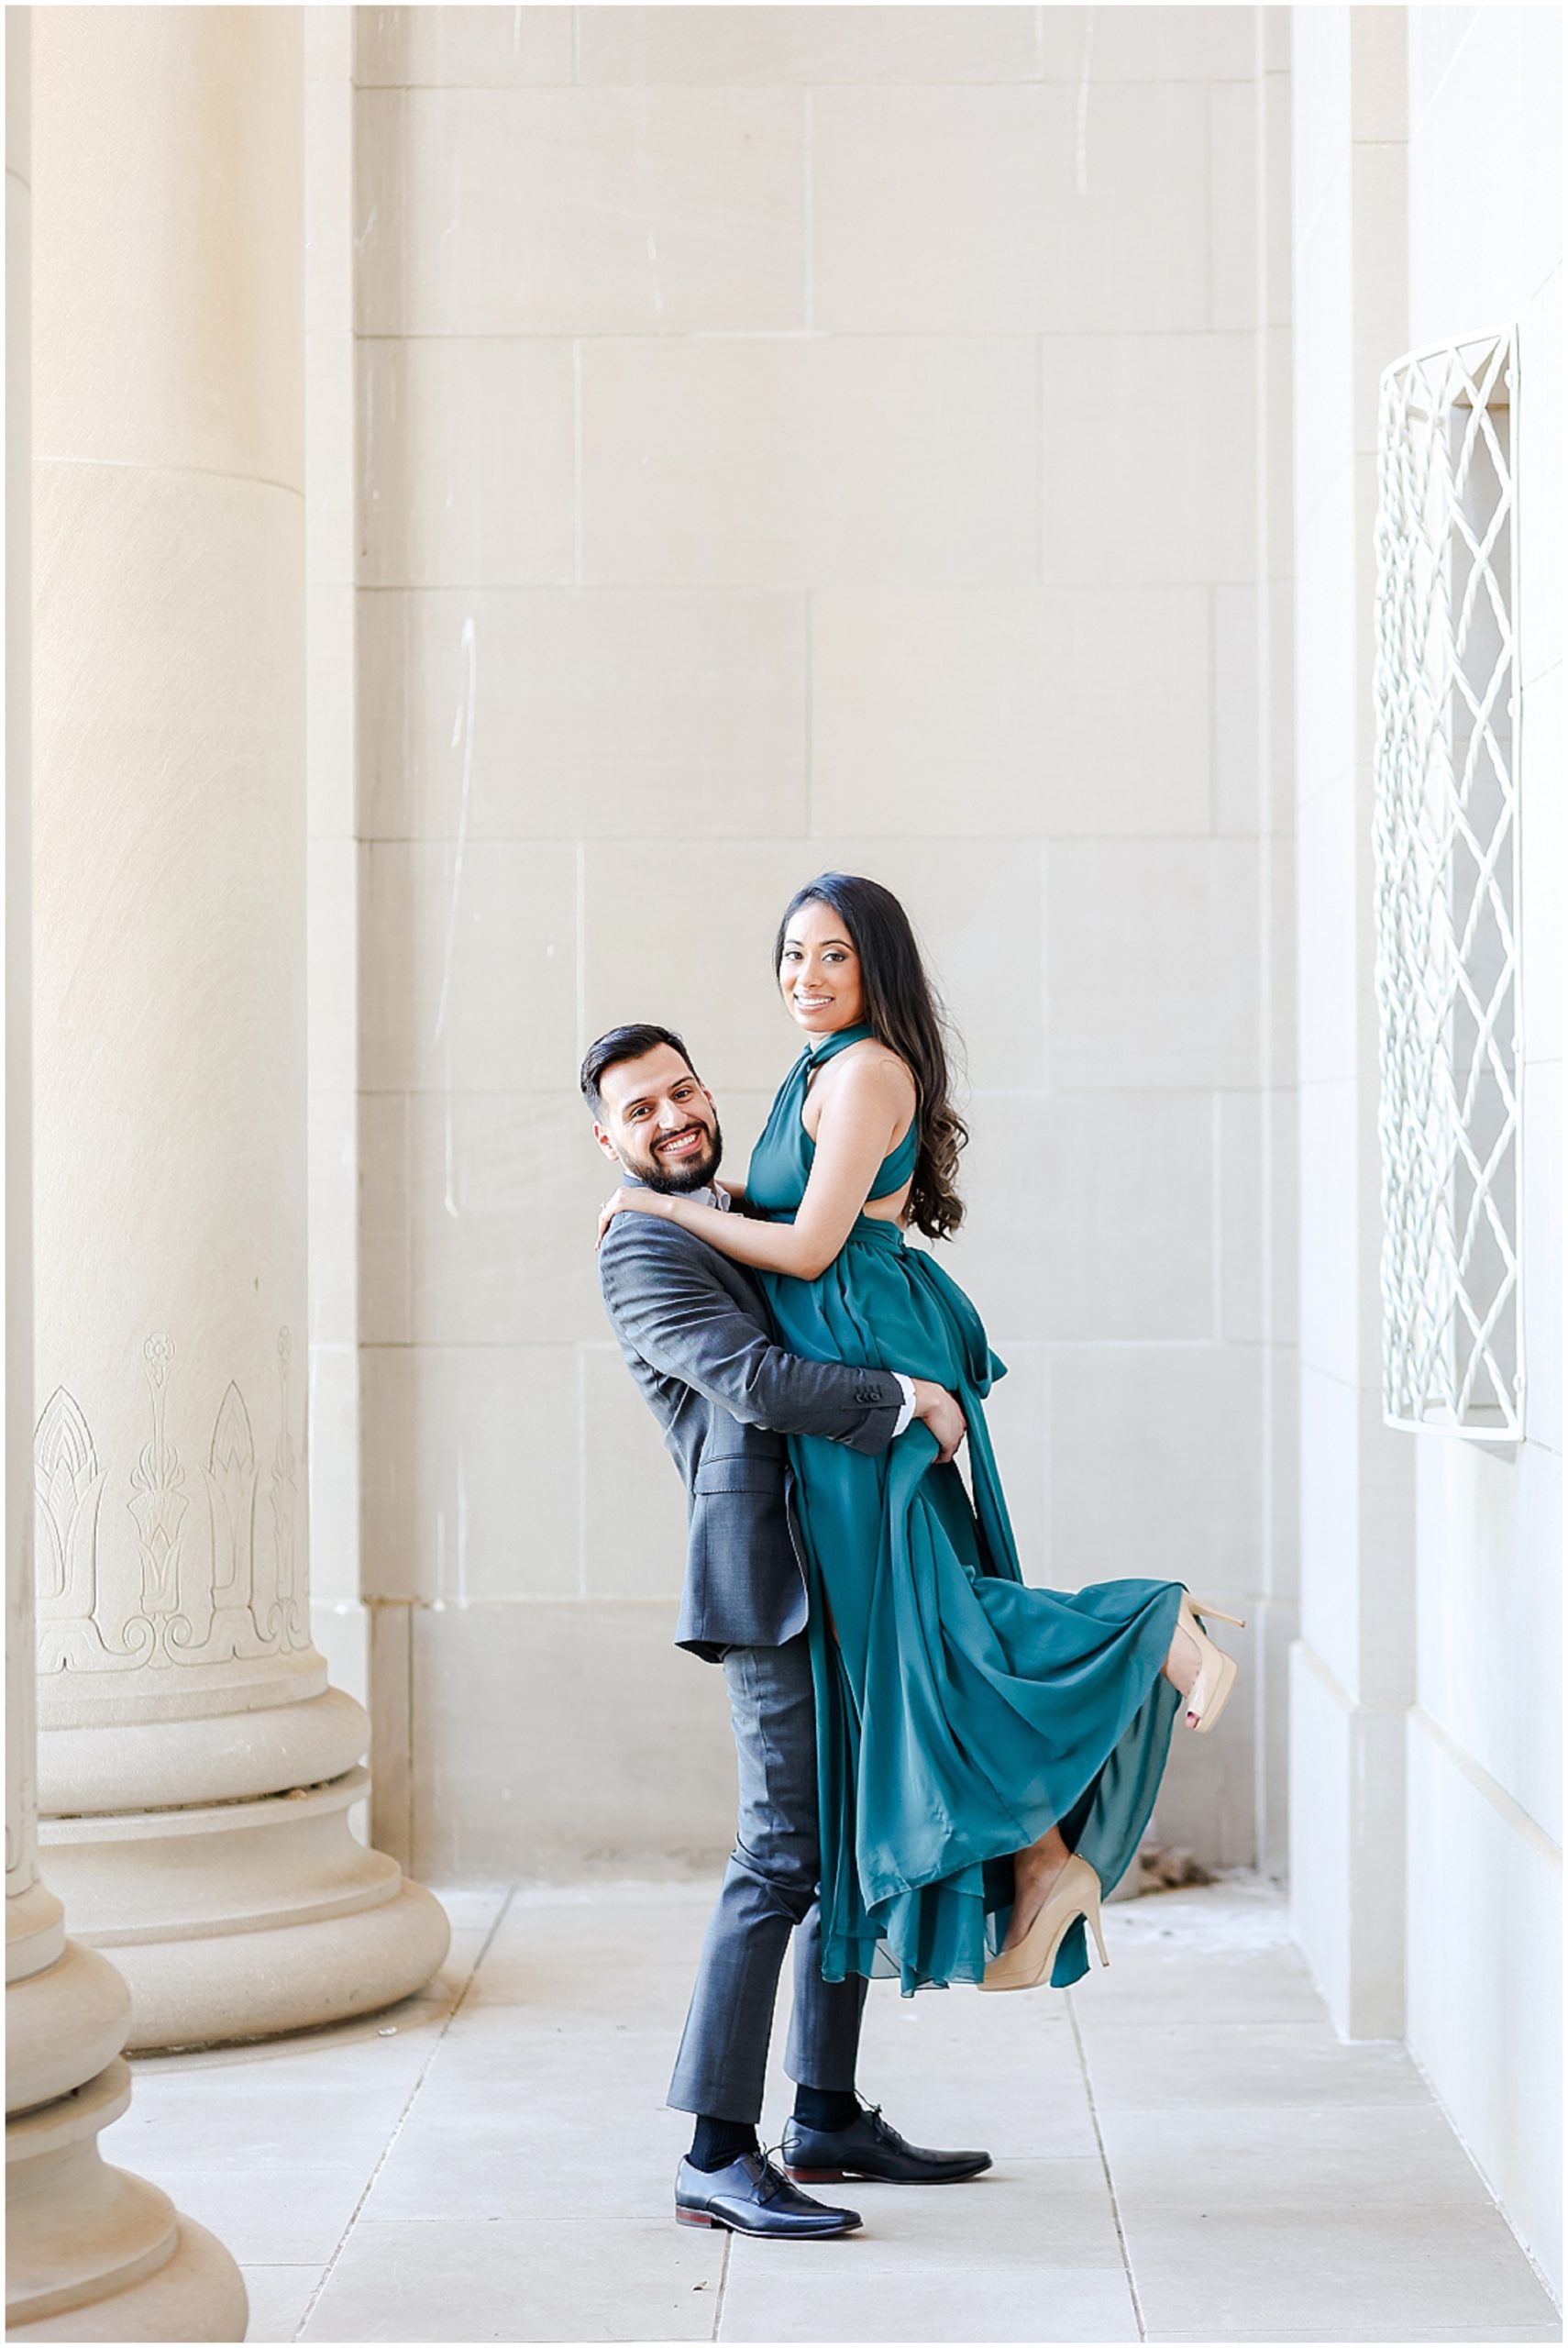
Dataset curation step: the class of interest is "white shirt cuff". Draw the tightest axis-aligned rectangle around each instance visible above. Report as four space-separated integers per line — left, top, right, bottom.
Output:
891 1373 917 1438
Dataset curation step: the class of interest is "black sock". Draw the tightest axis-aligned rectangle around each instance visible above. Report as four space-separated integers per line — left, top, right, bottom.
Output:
792 2084 860 2133
689 2115 759 2172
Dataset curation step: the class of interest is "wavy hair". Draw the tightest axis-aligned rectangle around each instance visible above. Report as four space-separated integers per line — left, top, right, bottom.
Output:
774 872 967 1242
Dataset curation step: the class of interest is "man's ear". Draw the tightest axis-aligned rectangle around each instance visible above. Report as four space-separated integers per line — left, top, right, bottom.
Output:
591 1120 622 1168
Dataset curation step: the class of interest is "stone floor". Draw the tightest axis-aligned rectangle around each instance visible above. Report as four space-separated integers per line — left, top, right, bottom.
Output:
110 1877 1560 2345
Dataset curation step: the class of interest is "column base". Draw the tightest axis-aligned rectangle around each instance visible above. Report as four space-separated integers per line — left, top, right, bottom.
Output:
6 2059 246 2342
6 1932 131 2114
112 1876 452 2053
8 2217 247 2344
40 1767 450 2051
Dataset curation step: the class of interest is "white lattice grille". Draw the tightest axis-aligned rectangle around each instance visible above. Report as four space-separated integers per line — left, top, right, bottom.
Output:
1372 328 1522 1438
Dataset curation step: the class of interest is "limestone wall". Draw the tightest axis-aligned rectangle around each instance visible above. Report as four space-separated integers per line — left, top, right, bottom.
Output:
340 5 1297 1881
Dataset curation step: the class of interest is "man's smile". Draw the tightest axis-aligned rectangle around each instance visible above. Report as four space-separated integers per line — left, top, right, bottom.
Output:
657 1126 709 1158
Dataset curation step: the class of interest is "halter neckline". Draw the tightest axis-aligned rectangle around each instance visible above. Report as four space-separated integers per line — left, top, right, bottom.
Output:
802 1020 877 1066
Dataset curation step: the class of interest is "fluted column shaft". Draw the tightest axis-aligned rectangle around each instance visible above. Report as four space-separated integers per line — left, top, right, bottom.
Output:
29 4 446 2050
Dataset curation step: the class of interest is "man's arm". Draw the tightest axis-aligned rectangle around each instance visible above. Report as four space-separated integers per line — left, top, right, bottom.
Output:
600 1217 903 1454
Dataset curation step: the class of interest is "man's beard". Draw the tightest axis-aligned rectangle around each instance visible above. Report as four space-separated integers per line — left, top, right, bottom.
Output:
634 1116 723 1196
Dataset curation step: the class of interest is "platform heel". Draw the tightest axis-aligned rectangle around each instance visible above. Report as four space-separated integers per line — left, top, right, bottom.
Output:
1176 1594 1245 1734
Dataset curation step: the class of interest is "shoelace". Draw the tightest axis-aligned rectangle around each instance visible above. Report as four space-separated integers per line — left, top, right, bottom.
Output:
853 2096 900 2148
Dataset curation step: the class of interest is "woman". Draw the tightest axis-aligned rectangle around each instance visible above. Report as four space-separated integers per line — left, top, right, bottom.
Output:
597 872 1242 1996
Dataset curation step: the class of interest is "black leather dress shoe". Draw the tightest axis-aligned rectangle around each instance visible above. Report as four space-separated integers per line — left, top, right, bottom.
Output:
781 2103 992 2186
674 2151 862 2237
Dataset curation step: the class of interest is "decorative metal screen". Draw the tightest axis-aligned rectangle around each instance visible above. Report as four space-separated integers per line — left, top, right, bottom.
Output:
1372 327 1522 1438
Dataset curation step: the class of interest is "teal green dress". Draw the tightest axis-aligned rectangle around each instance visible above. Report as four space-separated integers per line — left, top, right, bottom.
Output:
747 1023 1187 1993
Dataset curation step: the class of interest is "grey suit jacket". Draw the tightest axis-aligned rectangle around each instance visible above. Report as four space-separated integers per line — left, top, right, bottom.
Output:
597 1213 904 1660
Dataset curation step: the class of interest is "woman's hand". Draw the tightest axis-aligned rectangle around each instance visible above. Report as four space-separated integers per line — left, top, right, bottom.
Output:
595 1185 672 1249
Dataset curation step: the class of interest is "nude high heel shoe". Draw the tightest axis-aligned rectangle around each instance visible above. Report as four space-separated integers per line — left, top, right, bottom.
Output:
980 1853 1109 1993
1177 1593 1246 1734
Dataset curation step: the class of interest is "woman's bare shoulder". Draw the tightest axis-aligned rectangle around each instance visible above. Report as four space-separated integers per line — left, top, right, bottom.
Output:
831 1041 916 1099
808 1040 916 1130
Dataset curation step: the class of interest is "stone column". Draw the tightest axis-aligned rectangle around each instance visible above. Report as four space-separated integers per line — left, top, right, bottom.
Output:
29 5 447 2051
6 17 245 2335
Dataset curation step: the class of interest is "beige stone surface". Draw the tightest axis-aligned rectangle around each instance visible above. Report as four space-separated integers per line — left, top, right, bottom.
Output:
304 76 352 338
580 337 1037 587
307 836 358 1097
948 1090 1216 1344
1045 839 1263 1089
360 1344 580 1602
307 1092 358 1346
1037 6 1263 83
358 587 809 841
410 1602 737 1880
1208 77 1264 331
972 1340 1048 1585
106 1879 1562 2345
8 18 245 2333
355 5 573 88
357 1091 412 1346
304 330 354 582
361 838 576 1092
6 1925 130 2118
1041 333 1260 584
403 1091 609 1346
102 1883 452 2059
306 578 358 835
358 87 806 337
30 7 303 487
359 337 576 587
813 83 1210 335
580 1346 691 1600
29 0 447 2073
577 6 1043 86
1049 1344 1264 1589
368 1600 415 1867
808 587 1213 838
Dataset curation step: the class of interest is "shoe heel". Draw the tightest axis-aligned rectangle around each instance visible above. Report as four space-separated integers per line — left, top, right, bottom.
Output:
1187 1592 1247 1627
784 2167 845 2184
676 2209 720 2229
982 1853 1105 1991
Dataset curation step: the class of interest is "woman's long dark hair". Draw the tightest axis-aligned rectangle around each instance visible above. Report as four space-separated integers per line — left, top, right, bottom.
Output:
774 872 967 1242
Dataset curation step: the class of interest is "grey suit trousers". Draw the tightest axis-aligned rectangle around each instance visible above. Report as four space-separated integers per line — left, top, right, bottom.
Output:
668 1632 868 2123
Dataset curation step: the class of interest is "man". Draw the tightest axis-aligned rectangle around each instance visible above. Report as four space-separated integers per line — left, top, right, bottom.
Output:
583 1023 992 2240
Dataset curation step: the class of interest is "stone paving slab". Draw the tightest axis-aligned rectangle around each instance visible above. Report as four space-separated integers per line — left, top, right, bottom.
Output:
111 1877 1560 2344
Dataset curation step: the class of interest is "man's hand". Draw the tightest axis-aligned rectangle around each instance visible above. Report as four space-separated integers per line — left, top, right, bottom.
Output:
911 1379 966 1465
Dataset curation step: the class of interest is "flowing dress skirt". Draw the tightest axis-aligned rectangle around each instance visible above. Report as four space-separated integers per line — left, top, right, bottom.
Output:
756 1217 1186 1992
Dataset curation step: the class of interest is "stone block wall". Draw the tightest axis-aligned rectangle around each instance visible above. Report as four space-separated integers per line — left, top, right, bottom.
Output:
332 6 1297 1882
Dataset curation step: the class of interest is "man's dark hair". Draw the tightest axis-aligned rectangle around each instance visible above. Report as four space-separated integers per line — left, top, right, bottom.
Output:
580 1023 701 1118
